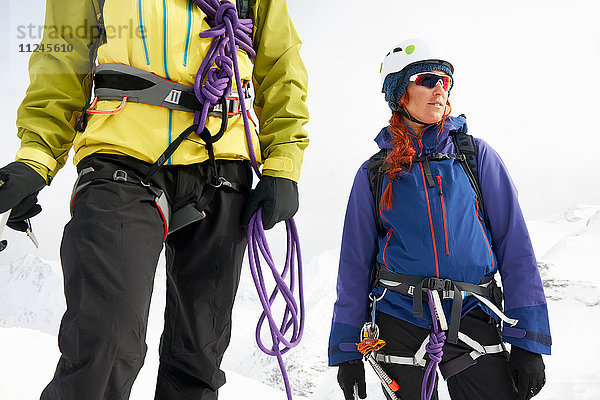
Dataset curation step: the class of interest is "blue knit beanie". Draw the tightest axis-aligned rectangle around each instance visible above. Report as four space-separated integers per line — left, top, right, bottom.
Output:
383 62 453 112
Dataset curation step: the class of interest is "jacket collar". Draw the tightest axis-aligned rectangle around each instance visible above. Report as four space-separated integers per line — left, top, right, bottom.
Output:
375 115 468 153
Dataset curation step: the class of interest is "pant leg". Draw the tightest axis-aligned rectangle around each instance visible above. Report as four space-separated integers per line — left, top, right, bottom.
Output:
444 308 517 400
41 158 166 400
155 161 251 400
376 311 439 400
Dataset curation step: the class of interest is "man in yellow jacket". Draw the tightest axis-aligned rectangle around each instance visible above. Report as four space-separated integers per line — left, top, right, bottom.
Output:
0 0 308 399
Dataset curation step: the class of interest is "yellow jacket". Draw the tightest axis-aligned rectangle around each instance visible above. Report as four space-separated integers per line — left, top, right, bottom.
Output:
16 0 309 183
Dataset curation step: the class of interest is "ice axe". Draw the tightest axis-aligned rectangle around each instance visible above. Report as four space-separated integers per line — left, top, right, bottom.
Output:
0 178 8 251
0 209 9 252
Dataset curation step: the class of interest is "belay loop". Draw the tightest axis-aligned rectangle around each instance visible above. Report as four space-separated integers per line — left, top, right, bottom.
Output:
191 1 305 399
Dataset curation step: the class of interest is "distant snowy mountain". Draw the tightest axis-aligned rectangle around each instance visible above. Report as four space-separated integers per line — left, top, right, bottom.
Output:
1 205 600 399
532 205 600 307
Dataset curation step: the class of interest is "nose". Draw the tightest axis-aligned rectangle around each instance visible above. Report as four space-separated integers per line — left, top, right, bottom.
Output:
433 79 446 93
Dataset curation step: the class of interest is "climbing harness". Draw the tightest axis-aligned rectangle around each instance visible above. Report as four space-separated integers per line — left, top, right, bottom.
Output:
368 267 513 400
89 63 253 118
372 264 517 344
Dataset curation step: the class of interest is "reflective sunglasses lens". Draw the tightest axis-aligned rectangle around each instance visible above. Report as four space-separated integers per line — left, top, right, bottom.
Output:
414 74 451 91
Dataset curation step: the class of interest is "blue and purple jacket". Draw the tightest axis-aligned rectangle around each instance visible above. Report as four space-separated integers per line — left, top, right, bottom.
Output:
328 115 551 366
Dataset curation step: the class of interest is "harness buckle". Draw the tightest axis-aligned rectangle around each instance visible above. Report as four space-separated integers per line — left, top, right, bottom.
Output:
113 170 128 182
442 279 454 299
424 277 443 291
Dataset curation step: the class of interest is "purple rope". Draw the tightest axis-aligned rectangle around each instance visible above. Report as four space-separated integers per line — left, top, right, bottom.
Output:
191 2 304 399
248 209 305 400
191 0 255 146
421 290 446 400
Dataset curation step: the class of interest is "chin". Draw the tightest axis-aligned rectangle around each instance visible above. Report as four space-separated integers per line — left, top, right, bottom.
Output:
420 114 444 124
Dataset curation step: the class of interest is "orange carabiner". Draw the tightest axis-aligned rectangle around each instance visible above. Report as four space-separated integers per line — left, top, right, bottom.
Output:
356 338 387 355
87 96 128 115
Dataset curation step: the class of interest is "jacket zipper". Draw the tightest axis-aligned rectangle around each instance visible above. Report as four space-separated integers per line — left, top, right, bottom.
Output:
419 163 439 277
475 199 494 267
161 0 174 164
183 0 193 67
436 175 449 255
382 228 394 270
138 0 151 65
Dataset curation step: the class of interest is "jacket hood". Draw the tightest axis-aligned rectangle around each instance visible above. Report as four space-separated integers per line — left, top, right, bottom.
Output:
374 114 468 151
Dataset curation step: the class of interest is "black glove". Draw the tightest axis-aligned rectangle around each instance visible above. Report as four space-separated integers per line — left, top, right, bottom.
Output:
240 175 299 230
337 359 367 400
0 162 46 232
509 346 546 400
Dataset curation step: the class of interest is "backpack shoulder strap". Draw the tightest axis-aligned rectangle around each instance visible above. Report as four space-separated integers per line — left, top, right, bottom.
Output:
367 149 388 237
451 132 489 227
76 0 107 132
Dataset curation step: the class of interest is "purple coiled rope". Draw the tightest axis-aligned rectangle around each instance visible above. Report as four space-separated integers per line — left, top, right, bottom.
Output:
422 290 447 400
248 209 305 400
191 1 305 399
191 0 255 138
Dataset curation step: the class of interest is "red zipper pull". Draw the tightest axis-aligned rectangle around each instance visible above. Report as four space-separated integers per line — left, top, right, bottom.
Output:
436 176 443 195
418 138 424 155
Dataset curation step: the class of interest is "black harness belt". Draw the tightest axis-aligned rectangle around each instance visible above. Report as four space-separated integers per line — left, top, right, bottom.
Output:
93 63 251 116
372 263 497 344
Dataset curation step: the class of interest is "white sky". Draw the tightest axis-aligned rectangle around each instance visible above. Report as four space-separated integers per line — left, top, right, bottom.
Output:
1 0 600 262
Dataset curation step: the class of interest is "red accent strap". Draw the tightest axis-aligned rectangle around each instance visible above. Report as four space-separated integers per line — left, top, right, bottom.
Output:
155 200 168 242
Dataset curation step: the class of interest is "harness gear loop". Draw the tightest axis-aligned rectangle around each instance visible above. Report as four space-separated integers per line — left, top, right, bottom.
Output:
86 96 128 115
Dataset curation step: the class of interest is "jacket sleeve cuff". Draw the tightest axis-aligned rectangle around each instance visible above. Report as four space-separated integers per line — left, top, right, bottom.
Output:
261 150 303 182
15 147 57 184
502 304 552 355
262 156 296 181
328 322 363 366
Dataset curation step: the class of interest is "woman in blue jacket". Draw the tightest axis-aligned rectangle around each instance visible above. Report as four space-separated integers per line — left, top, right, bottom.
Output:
329 39 550 400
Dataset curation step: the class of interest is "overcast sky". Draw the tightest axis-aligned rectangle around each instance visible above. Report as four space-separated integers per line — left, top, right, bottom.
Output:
1 0 600 263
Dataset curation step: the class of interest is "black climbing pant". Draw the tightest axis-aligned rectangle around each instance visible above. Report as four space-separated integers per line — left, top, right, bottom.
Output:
40 154 252 400
377 308 518 400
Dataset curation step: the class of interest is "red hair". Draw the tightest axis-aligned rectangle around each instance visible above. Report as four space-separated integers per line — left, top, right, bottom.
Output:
381 93 452 210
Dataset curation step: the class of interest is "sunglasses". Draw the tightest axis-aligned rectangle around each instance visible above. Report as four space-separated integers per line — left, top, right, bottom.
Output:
409 72 453 91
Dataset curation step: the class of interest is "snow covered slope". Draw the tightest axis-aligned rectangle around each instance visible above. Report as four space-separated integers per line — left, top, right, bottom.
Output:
0 254 64 335
1 205 599 399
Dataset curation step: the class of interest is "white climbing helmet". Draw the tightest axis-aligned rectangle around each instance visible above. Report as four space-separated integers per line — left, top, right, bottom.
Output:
380 38 454 91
